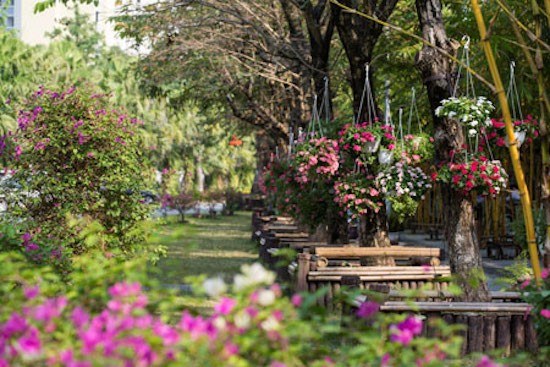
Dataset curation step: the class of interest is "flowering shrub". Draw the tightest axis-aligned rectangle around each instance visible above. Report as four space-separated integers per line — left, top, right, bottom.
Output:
333 173 383 218
435 96 495 137
0 250 510 367
520 267 550 346
292 136 339 184
483 115 540 148
435 155 508 197
377 161 432 222
0 85 150 261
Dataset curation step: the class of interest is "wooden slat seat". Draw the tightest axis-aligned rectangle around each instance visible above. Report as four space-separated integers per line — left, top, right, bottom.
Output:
314 246 440 259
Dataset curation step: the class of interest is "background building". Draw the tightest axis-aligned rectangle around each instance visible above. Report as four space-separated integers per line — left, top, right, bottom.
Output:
0 0 146 51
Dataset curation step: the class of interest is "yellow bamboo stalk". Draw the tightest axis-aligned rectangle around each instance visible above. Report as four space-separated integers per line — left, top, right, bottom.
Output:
471 0 542 286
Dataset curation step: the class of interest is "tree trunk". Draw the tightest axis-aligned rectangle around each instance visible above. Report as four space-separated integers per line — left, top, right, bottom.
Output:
415 0 489 301
358 208 395 265
331 0 399 252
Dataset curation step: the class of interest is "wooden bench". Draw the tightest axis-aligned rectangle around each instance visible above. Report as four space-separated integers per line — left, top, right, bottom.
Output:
379 301 537 355
294 253 452 310
313 246 442 266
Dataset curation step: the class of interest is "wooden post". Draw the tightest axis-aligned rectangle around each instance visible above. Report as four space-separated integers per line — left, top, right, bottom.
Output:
455 315 468 356
511 315 525 351
296 253 311 292
496 316 512 356
483 315 496 351
525 315 539 353
467 315 484 353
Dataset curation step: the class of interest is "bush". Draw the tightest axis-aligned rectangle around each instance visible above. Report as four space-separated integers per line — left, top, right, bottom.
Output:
0 249 513 367
0 85 150 262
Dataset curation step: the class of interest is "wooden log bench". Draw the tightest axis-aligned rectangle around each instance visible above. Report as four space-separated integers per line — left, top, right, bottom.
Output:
380 301 537 355
294 252 452 310
313 246 442 266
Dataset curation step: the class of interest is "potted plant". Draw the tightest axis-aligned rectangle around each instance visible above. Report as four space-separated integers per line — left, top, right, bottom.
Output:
376 161 432 222
434 154 508 197
435 96 495 138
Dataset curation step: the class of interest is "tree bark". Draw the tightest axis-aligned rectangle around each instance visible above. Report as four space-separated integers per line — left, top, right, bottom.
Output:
331 0 399 252
415 0 489 301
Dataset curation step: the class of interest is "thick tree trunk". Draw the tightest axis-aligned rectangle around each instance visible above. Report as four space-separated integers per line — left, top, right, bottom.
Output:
331 0 399 252
415 0 490 301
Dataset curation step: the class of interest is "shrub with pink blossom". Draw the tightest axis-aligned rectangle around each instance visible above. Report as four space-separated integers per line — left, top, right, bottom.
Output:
0 85 151 266
0 250 514 367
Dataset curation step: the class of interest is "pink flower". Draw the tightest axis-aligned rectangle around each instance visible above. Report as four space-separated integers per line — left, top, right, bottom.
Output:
87 152 94 158
2 313 28 337
519 278 530 289
541 268 549 279
71 307 90 329
540 309 550 319
17 327 41 355
381 353 391 367
390 316 423 345
214 297 236 315
476 355 501 367
23 286 40 300
353 145 361 152
291 294 302 307
356 301 379 318
223 342 239 358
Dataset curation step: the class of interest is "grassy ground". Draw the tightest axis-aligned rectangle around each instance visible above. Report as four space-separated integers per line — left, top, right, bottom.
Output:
147 211 257 286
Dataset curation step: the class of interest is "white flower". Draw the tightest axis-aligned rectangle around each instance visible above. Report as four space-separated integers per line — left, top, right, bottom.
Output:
261 316 280 331
468 128 477 137
470 120 478 127
203 277 227 298
257 289 276 306
448 111 456 118
435 106 443 116
234 263 275 291
213 316 227 330
234 311 251 329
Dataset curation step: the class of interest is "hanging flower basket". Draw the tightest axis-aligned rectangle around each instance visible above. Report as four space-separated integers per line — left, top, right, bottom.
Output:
378 148 393 165
504 130 526 148
434 155 508 197
337 121 396 161
292 136 340 185
365 138 381 153
333 173 383 218
435 96 495 137
483 116 539 148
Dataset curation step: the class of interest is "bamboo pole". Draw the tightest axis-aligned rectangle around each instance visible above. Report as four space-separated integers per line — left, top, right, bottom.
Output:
471 0 542 286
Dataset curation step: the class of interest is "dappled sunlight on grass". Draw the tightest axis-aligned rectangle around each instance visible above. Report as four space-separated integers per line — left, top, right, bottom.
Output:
146 211 257 285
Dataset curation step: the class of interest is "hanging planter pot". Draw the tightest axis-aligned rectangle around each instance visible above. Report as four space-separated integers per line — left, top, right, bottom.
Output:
364 138 381 154
378 149 393 165
504 130 526 148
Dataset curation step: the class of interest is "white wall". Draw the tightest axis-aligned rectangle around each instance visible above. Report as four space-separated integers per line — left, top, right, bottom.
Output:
15 0 150 52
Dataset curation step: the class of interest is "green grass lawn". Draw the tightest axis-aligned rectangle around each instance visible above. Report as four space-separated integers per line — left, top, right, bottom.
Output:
147 211 257 286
